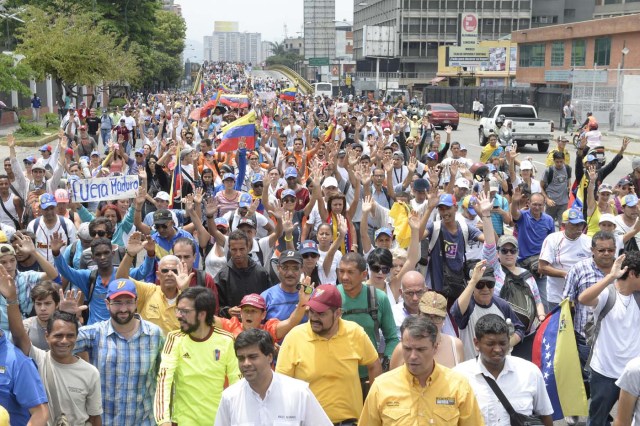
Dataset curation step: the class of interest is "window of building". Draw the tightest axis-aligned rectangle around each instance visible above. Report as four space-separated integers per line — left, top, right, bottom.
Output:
551 41 564 66
564 9 576 18
604 0 622 3
594 37 611 66
519 43 545 67
571 39 586 67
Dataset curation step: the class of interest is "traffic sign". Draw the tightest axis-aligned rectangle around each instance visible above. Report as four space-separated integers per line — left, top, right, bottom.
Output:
309 57 330 66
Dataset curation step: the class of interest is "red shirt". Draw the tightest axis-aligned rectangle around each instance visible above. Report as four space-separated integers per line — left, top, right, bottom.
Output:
219 316 279 341
276 186 310 212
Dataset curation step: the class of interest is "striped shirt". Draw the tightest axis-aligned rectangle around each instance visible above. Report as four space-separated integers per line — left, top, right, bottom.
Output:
74 316 165 426
563 258 606 337
0 271 43 333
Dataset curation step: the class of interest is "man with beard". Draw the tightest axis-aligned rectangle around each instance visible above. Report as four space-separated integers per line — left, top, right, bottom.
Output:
155 287 241 425
215 329 332 425
52 233 155 325
276 284 381 425
73 278 165 426
1 273 103 425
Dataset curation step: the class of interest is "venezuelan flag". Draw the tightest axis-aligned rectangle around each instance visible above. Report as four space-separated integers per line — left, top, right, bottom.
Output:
168 146 182 208
280 86 297 101
220 83 233 93
219 94 250 109
323 120 336 143
216 111 257 152
532 299 588 420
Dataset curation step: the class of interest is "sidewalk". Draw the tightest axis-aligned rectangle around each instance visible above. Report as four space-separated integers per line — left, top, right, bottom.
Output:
0 122 20 137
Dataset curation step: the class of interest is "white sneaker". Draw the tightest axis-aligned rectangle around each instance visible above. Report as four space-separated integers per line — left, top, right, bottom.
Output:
564 416 579 425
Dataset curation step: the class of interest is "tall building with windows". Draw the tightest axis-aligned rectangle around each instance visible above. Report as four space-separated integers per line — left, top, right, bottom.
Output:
594 0 640 18
203 21 261 64
353 0 533 75
304 0 336 62
531 0 594 27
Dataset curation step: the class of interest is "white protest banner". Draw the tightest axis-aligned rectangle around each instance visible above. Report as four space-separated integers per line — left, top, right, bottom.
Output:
70 175 139 203
256 91 276 101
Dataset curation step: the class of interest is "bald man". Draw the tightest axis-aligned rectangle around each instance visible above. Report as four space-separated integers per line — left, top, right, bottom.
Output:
391 271 427 337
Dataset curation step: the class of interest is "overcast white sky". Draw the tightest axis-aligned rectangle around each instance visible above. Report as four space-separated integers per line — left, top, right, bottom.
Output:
178 1 354 45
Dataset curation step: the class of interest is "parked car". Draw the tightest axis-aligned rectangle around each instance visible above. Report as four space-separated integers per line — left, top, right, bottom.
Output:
426 103 459 130
478 104 553 152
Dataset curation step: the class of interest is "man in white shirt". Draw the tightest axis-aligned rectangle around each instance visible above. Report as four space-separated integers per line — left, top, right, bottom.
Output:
215 328 332 425
539 209 592 311
454 314 553 426
578 251 640 426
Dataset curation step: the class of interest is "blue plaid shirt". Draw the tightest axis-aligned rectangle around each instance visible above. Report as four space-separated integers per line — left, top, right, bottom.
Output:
563 258 606 337
0 271 43 333
74 315 165 426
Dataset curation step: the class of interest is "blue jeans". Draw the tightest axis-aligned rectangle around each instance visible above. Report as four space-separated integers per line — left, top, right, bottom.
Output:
587 370 619 426
575 331 591 398
100 129 111 150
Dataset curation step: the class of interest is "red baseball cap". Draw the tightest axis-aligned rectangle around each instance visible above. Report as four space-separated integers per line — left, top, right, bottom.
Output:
239 294 266 310
307 284 342 313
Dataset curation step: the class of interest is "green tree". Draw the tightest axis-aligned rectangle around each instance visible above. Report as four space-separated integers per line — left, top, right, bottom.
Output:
15 3 139 108
0 54 33 96
270 41 287 56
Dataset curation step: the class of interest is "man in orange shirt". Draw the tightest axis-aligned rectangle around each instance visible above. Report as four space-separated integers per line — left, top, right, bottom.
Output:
215 285 311 342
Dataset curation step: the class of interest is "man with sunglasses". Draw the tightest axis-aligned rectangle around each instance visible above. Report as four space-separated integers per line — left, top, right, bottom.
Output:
451 260 526 361
260 251 309 323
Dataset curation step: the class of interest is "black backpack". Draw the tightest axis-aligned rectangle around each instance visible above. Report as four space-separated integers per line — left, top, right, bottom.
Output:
544 164 572 187
500 267 536 332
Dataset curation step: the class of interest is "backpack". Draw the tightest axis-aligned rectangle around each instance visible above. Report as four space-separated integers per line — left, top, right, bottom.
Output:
427 220 470 299
500 267 536 332
341 284 380 346
34 216 69 242
544 164 572 187
584 284 640 369
81 269 99 325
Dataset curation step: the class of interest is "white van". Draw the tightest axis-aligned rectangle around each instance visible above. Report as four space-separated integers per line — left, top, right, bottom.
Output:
313 82 333 98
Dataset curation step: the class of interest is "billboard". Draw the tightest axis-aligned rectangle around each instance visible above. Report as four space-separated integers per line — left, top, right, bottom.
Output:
447 46 490 67
214 21 239 32
362 25 396 58
460 13 478 45
479 47 507 71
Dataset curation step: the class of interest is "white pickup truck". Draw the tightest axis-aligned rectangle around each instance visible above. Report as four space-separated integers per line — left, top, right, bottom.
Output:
478 104 553 152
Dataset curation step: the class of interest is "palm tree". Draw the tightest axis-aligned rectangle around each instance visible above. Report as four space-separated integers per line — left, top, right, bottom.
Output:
270 41 286 56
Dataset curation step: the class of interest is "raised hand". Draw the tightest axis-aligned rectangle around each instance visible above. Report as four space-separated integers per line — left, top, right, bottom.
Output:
135 187 147 206
476 191 492 216
445 125 453 134
470 259 487 284
0 264 16 300
282 210 294 235
50 232 67 255
270 199 285 220
407 156 418 174
183 193 194 213
408 210 420 230
622 137 630 153
362 195 373 215
297 274 313 306
427 186 440 210
336 214 348 236
587 164 597 182
57 288 88 317
175 261 195 291
12 231 36 256
205 196 219 217
126 231 148 256
138 168 147 181
193 187 204 205
6 133 15 149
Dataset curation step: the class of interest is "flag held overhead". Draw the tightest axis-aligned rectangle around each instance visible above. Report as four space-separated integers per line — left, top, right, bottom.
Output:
216 111 257 152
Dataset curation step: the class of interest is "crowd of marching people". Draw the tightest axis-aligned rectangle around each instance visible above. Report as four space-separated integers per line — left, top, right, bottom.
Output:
1 60 640 425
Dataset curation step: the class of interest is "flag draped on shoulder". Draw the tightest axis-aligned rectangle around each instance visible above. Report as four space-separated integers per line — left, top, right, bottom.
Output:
532 299 588 420
168 145 182 208
279 86 297 101
216 111 257 152
323 119 336 143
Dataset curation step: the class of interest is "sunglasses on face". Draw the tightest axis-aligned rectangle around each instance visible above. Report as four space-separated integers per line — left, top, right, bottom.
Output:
253 183 263 188
160 268 178 274
475 281 496 290
302 253 319 259
155 223 170 230
499 248 517 255
90 230 108 238
370 264 391 274
296 283 314 294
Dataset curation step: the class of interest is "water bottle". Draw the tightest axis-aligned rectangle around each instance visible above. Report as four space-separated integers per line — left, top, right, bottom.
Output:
506 318 515 338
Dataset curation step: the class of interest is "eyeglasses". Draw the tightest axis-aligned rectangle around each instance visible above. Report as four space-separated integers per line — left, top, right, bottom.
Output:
160 268 178 274
475 281 496 290
403 289 426 299
176 308 195 315
155 224 170 230
296 283 314 294
90 230 108 238
499 248 517 255
424 313 445 324
594 248 616 253
302 253 319 259
370 265 391 274
109 300 136 307
135 154 143 157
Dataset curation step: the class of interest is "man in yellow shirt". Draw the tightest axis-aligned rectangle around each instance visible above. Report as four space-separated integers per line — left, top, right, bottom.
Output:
480 133 503 164
155 287 240 425
276 284 382 425
116 236 193 335
359 315 484 425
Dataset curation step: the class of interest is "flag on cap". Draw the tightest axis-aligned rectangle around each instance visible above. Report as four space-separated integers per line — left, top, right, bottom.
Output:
532 299 588 420
216 111 257 152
